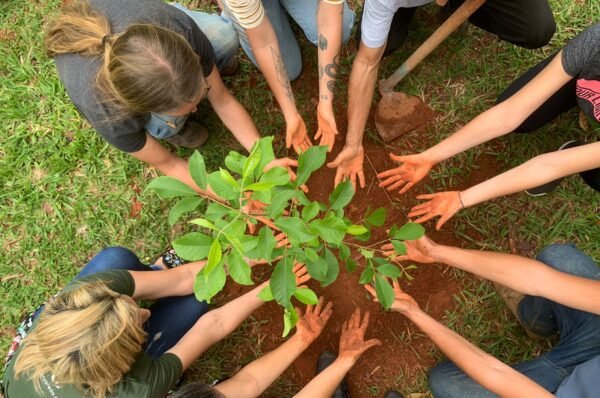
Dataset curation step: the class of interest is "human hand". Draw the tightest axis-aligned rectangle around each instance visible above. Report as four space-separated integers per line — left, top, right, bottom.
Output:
314 102 338 152
293 262 311 287
364 278 420 315
327 145 365 190
408 191 462 230
337 308 381 364
264 157 309 193
436 0 449 5
377 153 434 195
286 114 312 154
381 236 437 264
295 296 333 345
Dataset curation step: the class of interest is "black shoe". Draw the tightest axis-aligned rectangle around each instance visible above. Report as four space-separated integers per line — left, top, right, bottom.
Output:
384 391 404 398
164 120 209 149
317 351 350 398
525 140 585 196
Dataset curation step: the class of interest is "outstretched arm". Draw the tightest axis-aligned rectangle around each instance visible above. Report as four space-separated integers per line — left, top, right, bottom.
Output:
387 237 600 316
378 51 573 197
294 308 381 398
327 42 385 189
240 9 311 153
314 0 343 151
207 66 260 151
460 141 600 207
167 264 311 370
407 141 600 230
366 280 553 398
215 298 333 398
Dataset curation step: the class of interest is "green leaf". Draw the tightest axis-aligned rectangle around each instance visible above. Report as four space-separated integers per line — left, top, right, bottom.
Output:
205 202 232 221
243 143 262 181
270 255 296 306
194 263 226 303
345 258 357 273
267 189 295 217
338 243 351 261
366 207 387 227
301 202 320 222
258 285 274 301
238 235 259 252
189 151 208 190
304 248 319 262
220 168 240 189
359 266 374 284
226 250 253 285
346 224 368 236
146 176 197 198
375 274 395 310
329 180 354 210
306 256 327 281
296 146 328 186
310 217 346 245
205 240 222 275
168 197 204 227
255 137 276 178
275 217 316 243
190 218 217 231
257 226 277 262
377 263 402 278
173 232 213 261
391 240 407 255
293 287 319 305
322 248 339 287
260 167 290 186
244 181 276 191
208 171 238 200
360 249 374 259
282 306 299 337
394 222 426 241
225 151 247 175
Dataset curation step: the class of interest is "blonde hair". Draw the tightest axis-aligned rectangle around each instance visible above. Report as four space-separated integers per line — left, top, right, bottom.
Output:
45 1 206 114
14 280 147 398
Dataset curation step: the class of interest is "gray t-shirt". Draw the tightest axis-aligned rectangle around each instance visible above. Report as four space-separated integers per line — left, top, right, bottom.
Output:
55 0 216 153
361 0 433 48
562 22 600 122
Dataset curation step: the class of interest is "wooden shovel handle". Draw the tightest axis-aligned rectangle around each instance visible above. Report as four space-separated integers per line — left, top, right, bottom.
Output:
379 0 487 93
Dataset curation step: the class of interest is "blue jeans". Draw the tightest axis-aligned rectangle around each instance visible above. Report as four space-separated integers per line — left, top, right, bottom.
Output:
145 3 239 140
429 243 600 398
222 0 355 80
74 247 209 359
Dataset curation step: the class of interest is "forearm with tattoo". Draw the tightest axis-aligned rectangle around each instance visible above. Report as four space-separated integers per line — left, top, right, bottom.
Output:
270 46 294 102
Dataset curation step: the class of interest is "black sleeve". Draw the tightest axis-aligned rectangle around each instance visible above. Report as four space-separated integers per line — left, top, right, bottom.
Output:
561 23 600 77
187 23 216 76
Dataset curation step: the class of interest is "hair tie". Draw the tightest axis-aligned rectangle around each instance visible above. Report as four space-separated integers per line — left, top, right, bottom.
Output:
101 35 110 49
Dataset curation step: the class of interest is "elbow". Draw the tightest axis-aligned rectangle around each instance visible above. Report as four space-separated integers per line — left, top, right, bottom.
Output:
199 311 228 344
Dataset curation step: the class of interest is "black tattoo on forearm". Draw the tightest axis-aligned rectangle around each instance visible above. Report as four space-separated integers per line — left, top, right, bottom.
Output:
270 46 294 102
323 54 340 94
318 34 328 51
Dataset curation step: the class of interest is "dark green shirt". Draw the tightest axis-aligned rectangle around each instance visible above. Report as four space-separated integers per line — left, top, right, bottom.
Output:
3 270 183 398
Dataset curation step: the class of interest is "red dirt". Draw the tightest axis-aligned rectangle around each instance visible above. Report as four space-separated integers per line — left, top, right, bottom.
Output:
375 92 436 142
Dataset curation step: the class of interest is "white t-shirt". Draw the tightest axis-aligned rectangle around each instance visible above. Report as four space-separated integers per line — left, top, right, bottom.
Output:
362 0 434 48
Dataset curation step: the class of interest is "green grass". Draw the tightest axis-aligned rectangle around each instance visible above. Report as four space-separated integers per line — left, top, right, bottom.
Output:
1 0 599 396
